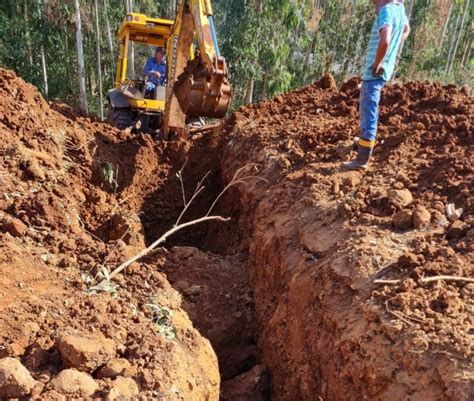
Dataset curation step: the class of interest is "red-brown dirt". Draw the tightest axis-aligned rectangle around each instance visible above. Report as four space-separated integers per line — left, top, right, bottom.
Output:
0 66 473 401
219 77 473 400
0 69 223 400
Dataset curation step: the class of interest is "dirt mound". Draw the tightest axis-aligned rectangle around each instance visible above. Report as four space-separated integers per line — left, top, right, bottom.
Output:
219 76 473 399
0 69 221 400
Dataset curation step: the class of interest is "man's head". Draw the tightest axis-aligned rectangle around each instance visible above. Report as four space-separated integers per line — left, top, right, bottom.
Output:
155 47 164 63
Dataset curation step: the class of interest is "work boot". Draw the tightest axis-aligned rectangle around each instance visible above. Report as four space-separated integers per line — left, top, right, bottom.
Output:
342 145 373 170
352 136 360 151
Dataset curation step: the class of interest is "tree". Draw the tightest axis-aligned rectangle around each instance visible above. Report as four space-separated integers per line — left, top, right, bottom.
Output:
75 0 88 112
104 0 116 84
0 0 472 117
124 0 135 78
446 0 471 75
94 0 104 119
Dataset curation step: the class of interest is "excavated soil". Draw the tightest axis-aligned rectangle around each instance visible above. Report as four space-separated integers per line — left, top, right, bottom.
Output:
0 68 248 400
0 67 473 401
219 76 473 400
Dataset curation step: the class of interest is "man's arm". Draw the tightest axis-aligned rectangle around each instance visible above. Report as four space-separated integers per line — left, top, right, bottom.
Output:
144 59 153 77
372 26 392 76
144 59 161 78
401 23 410 42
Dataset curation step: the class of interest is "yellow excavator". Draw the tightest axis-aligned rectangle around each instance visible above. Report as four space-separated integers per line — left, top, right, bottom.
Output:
107 0 231 139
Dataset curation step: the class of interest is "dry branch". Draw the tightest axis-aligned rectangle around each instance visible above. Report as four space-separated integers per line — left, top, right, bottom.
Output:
385 300 414 327
176 160 188 207
106 215 229 281
175 168 210 226
98 163 266 286
374 275 474 285
206 163 267 216
420 275 474 284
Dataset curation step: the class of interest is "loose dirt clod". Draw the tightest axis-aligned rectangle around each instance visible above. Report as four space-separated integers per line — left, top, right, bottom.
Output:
393 208 413 229
413 206 431 228
0 357 38 399
106 377 139 400
2 216 28 237
388 188 414 209
97 358 134 379
56 333 117 373
49 369 98 397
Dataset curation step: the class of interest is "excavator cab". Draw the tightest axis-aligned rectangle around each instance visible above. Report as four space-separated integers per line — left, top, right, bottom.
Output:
108 1 231 139
107 13 174 132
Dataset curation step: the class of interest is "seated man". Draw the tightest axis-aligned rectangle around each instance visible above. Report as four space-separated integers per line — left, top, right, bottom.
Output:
144 47 166 97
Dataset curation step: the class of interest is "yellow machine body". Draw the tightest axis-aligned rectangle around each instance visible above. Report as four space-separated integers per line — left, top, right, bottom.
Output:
108 1 231 138
114 13 174 113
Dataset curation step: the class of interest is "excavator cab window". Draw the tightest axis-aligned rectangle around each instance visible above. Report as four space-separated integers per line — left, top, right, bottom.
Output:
125 43 150 81
124 42 167 101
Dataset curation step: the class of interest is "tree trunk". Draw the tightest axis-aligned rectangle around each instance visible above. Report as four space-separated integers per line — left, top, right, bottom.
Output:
395 0 415 69
244 75 254 105
170 0 178 18
24 1 33 66
446 0 470 75
104 0 116 84
40 45 48 98
445 5 462 74
406 0 415 19
64 30 73 94
75 0 88 113
261 72 268 100
460 24 472 66
94 0 104 119
36 0 48 98
440 2 454 51
124 0 135 78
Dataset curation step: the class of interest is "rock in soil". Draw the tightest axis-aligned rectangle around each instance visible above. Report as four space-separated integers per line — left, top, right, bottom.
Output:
56 333 116 373
413 206 431 228
97 358 134 379
393 209 413 230
447 220 470 239
0 357 37 399
50 369 98 397
106 377 139 401
388 189 414 209
2 217 28 237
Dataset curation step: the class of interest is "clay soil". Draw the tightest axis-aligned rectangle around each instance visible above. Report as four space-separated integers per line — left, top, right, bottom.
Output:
0 67 473 401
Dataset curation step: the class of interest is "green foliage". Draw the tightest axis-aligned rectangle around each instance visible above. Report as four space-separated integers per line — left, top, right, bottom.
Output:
0 0 472 116
144 303 177 341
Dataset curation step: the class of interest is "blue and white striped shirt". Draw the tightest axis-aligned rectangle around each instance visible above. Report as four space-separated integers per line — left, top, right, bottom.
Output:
362 3 408 81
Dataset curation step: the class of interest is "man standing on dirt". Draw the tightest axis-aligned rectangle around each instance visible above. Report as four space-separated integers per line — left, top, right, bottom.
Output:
343 0 410 170
144 47 166 97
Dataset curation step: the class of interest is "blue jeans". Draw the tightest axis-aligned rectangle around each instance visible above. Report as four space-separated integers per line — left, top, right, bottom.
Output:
145 81 156 97
360 79 386 143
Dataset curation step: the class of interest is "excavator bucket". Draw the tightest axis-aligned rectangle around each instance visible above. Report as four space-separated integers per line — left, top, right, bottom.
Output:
174 56 232 118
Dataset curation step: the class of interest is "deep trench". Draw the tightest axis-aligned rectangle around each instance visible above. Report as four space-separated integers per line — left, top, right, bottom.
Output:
138 149 270 400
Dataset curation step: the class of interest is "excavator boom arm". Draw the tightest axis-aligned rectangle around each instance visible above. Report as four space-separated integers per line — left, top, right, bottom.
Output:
163 0 231 138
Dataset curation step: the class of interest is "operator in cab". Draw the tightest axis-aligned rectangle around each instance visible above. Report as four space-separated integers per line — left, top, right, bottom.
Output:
144 46 166 97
